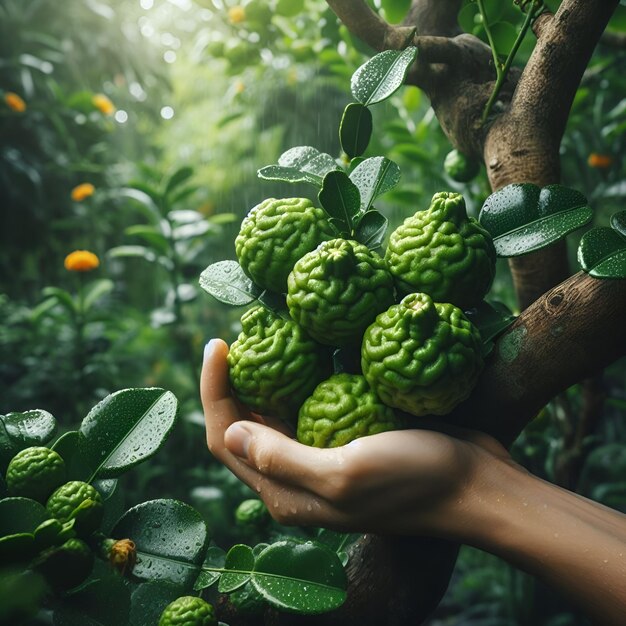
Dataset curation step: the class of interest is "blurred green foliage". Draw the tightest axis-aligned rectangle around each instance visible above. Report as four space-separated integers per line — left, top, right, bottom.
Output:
1 0 625 624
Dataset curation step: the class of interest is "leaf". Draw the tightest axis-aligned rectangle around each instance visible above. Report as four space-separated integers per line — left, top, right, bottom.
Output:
218 544 254 593
79 388 178 480
82 279 114 312
351 47 418 106
172 221 212 240
129 581 181 626
479 184 593 257
1 409 57 449
577 227 626 279
611 209 626 238
118 187 161 222
354 210 388 250
41 287 77 315
258 146 339 187
111 499 209 587
0 498 49 535
339 103 373 159
124 225 170 255
464 301 517 345
194 546 226 590
381 0 412 23
318 171 361 236
53 575 131 626
251 540 347 615
107 245 158 263
199 260 262 306
349 157 401 214
165 166 194 197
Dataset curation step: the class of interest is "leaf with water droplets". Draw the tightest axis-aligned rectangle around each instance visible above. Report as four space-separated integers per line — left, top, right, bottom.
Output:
112 499 209 587
351 47 418 106
479 184 593 257
318 171 361 236
578 226 626 279
199 260 262 306
1 409 57 449
251 540 347 615
78 388 178 479
218 544 254 593
194 546 226 590
339 103 372 159
349 156 401 214
258 146 340 187
610 210 626 238
354 210 388 251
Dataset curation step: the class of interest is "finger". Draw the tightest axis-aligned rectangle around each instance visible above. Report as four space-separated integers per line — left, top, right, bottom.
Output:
224 420 346 497
200 338 231 406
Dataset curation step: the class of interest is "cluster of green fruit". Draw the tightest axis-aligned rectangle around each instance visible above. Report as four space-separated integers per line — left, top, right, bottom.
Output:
1 446 104 592
228 191 496 447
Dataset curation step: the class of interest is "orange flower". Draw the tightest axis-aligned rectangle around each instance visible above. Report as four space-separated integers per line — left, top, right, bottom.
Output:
92 93 115 116
71 183 95 202
587 153 612 169
228 6 246 24
4 92 26 113
64 250 100 272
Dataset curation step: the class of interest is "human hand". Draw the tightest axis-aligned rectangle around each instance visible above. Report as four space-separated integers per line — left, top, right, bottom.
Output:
201 338 512 538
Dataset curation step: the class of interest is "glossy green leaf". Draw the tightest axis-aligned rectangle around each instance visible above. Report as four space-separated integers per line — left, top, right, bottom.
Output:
165 166 194 197
251 540 347 614
349 156 401 214
218 544 254 593
464 300 517 345
339 103 373 159
82 279 114 312
351 47 418 106
129 581 181 626
577 227 626 279
107 245 158 263
381 0 412 23
53 575 131 626
318 171 361 236
112 499 209 587
0 497 49 535
199 260 262 306
258 146 339 187
41 287 76 315
194 546 226 590
354 210 388 250
611 209 626 237
479 184 593 257
1 409 57 449
79 388 178 479
52 430 90 481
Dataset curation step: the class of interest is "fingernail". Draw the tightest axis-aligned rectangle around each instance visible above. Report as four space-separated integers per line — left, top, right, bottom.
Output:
225 422 251 459
203 339 217 362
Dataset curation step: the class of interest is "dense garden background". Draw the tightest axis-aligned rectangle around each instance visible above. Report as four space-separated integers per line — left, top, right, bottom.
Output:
1 0 625 623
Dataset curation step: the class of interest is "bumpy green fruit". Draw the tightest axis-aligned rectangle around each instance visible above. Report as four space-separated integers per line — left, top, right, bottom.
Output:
385 192 496 309
5 446 66 502
235 499 270 527
228 306 329 419
235 197 335 292
444 149 480 183
46 481 103 533
34 538 94 592
158 596 217 626
297 373 403 447
361 292 483 416
287 239 395 347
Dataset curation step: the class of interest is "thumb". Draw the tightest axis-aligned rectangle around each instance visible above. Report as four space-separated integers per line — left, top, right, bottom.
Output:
224 421 338 493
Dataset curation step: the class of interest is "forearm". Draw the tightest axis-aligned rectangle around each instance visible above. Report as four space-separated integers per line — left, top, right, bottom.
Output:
459 458 626 625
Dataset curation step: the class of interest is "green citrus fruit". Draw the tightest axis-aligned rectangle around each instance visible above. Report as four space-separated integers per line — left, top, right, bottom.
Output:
385 192 496 309
46 481 103 534
287 239 395 347
444 149 480 183
158 596 217 626
361 292 483 416
235 499 270 527
229 582 267 615
5 446 66 502
297 373 403 447
34 538 94 592
235 197 335 293
228 305 330 420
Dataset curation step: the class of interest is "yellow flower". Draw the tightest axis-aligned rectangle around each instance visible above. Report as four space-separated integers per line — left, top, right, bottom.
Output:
228 6 246 24
64 250 100 272
234 80 245 94
92 93 115 116
4 92 26 113
71 183 95 202
587 153 612 169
